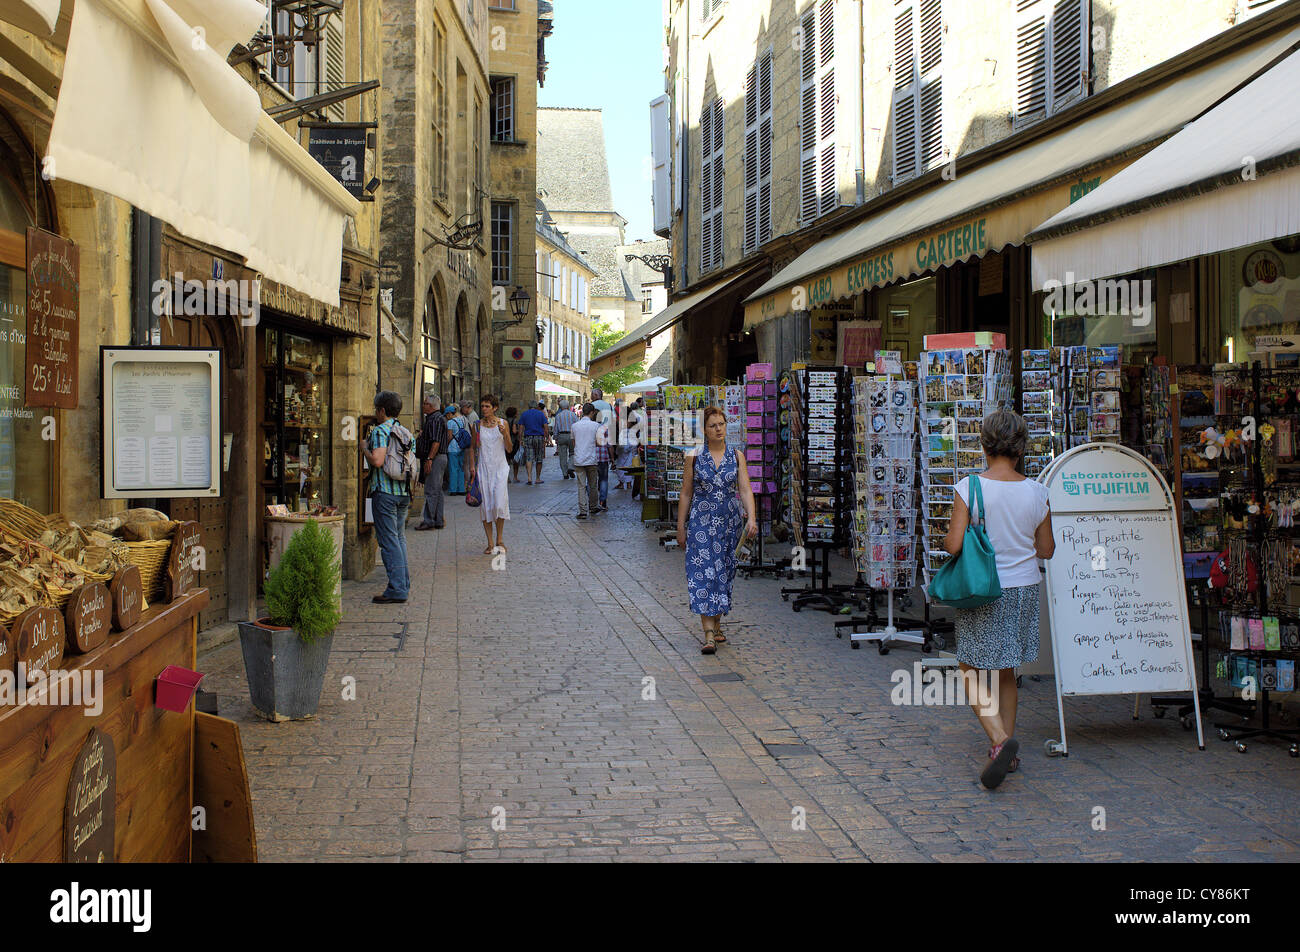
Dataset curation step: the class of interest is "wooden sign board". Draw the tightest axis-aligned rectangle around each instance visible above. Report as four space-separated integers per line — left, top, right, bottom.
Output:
65 582 112 654
14 606 64 682
64 728 116 863
25 227 79 409
0 620 12 675
1040 443 1203 754
110 564 143 631
164 521 202 602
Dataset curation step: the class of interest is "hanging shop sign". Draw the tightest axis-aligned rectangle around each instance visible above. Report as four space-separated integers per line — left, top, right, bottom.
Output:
307 126 368 200
260 280 361 336
1039 442 1203 754
101 347 222 499
25 228 79 410
64 728 116 863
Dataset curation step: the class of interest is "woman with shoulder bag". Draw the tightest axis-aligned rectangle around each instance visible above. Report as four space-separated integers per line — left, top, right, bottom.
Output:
942 408 1055 790
469 393 512 554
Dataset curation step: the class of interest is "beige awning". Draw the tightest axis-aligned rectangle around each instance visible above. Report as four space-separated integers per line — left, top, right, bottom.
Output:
590 267 767 378
1028 50 1300 288
0 0 59 33
744 25 1300 328
47 0 360 306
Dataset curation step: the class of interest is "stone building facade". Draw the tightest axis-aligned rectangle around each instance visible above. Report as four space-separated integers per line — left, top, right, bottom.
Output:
536 209 597 400
381 0 495 414
657 0 1294 379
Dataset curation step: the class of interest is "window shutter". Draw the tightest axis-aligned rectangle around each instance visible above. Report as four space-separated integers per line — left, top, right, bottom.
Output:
818 0 837 216
323 13 346 121
710 99 724 270
700 101 714 272
1015 0 1047 125
650 94 672 235
744 61 759 255
918 0 943 170
892 0 917 183
674 75 686 214
1049 0 1088 111
758 51 773 246
799 6 819 223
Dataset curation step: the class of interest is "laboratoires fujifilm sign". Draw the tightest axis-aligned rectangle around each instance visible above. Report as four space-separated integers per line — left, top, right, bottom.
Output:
1060 467 1152 500
1047 443 1170 514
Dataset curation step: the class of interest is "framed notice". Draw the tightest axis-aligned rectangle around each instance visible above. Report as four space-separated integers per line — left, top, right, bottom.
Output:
837 320 881 368
101 347 222 499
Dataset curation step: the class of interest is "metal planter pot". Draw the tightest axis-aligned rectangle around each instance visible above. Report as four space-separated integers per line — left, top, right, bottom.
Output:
237 620 334 722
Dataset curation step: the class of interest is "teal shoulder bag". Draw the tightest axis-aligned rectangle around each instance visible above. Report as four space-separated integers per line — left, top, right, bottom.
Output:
929 475 1002 609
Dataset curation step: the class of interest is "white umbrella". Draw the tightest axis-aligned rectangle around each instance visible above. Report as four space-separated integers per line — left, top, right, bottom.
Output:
535 379 581 396
619 376 668 393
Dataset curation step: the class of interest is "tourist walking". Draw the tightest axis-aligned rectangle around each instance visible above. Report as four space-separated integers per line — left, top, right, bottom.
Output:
414 394 447 530
571 402 600 519
505 406 524 483
519 399 550 484
591 388 613 507
446 404 467 495
943 408 1055 790
553 399 579 478
470 394 512 554
677 407 757 654
363 390 412 603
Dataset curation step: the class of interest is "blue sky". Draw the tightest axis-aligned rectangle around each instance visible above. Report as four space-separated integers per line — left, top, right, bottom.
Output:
538 0 665 242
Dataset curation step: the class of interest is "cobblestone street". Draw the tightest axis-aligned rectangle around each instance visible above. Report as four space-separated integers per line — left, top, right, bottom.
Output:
200 454 1300 862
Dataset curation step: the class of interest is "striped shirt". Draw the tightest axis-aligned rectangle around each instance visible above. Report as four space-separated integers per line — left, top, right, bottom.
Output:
368 420 411 496
554 408 579 435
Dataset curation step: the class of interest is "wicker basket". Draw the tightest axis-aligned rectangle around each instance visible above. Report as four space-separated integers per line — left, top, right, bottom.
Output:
124 538 172 602
0 499 47 540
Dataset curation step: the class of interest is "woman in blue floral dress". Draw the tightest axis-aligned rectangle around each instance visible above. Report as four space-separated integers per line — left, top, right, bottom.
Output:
677 406 758 654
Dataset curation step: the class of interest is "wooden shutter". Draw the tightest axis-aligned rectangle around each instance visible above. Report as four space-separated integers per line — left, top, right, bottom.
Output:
799 5 819 223
1049 0 1088 112
650 94 672 235
917 0 943 170
710 99 724 270
323 12 346 121
892 0 917 183
700 101 713 272
1015 0 1048 124
743 50 774 255
817 0 837 216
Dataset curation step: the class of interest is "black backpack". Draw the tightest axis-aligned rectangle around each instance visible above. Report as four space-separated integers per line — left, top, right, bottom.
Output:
415 419 433 460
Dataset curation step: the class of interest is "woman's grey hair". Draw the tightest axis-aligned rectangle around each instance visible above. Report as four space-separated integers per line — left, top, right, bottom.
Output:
980 408 1028 460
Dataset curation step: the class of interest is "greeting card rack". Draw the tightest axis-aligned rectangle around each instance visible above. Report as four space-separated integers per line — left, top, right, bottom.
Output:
1202 362 1300 755
780 366 861 612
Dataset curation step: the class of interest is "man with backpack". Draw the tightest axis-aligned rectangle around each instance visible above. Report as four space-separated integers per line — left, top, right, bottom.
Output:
414 394 448 531
363 390 416 603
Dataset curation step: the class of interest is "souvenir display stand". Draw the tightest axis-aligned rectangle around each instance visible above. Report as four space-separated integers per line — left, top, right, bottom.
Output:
780 366 859 612
1201 363 1300 755
738 365 790 578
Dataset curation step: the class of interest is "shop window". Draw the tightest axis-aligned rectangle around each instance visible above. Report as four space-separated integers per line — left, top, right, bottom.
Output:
1041 269 1158 364
1220 236 1300 363
260 329 332 516
877 276 937 363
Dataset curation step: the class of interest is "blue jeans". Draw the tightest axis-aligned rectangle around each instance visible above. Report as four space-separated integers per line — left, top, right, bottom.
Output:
371 491 410 600
448 449 465 493
597 462 609 506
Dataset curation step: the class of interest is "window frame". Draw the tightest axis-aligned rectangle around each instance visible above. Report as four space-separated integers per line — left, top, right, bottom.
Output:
490 76 516 143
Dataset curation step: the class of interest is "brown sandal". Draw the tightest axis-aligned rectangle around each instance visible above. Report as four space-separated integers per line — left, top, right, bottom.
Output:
701 634 716 655
713 625 726 644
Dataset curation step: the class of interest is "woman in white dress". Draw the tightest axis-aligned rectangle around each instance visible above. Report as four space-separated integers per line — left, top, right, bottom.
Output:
470 393 512 554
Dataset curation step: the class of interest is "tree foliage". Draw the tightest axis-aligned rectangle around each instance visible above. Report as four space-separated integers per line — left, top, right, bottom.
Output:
265 519 342 643
590 321 648 395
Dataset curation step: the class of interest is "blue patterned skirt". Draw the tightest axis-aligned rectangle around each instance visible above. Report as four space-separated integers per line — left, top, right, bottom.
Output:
685 497 743 616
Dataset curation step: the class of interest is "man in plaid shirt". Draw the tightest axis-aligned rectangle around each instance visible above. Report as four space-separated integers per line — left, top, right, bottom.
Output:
593 414 611 513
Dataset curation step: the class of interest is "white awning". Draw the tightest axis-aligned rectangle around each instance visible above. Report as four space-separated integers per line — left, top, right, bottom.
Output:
619 376 668 393
1028 49 1300 288
744 26 1300 326
47 0 360 306
535 380 580 396
0 0 59 33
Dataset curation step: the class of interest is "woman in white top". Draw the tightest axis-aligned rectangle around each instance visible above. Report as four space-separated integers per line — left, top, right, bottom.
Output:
469 393 512 554
943 408 1055 790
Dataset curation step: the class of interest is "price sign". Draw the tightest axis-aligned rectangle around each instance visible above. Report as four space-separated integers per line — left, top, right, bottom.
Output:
109 564 143 631
64 728 116 863
0 620 11 675
15 606 64 681
165 522 202 602
25 228 79 410
65 582 112 654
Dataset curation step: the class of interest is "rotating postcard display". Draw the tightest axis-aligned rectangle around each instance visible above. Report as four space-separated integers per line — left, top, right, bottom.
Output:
743 373 780 535
778 370 799 537
797 367 853 547
1020 349 1055 478
852 376 917 590
919 347 1014 587
1052 345 1122 449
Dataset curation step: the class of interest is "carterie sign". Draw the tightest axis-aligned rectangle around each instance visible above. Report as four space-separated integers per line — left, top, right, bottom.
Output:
25 228 79 410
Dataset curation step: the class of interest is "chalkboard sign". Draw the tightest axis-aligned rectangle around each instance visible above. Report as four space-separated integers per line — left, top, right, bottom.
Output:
25 228 79 410
64 728 115 863
0 620 12 675
1041 443 1202 753
65 582 112 654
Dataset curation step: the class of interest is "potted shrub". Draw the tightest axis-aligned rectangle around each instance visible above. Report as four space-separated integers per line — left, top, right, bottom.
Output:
238 519 342 722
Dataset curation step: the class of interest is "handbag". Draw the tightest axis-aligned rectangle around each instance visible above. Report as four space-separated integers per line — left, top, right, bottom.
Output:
929 475 1002 609
466 474 482 508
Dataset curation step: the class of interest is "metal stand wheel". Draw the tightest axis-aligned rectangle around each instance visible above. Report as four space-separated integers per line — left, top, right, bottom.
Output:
1044 740 1066 757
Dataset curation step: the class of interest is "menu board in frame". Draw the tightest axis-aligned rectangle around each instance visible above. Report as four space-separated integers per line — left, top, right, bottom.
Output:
101 347 222 499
